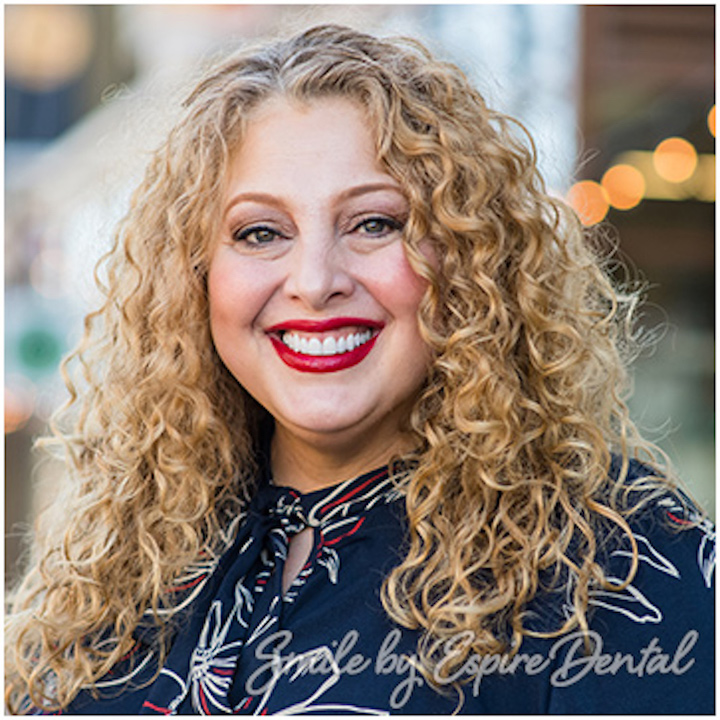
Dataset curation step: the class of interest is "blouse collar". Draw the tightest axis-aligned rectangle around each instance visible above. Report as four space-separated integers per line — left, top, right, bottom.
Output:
250 459 413 531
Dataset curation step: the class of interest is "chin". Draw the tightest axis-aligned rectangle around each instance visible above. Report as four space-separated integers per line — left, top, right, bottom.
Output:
275 403 382 438
285 414 369 437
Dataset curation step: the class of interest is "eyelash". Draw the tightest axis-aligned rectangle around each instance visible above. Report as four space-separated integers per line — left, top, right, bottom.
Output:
232 225 285 246
350 216 405 236
231 215 404 247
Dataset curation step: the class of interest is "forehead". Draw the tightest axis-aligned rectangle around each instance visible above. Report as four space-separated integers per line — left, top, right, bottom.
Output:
243 94 373 134
225 96 397 193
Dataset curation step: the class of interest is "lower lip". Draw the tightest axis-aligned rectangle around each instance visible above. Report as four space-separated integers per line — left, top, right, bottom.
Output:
269 334 379 373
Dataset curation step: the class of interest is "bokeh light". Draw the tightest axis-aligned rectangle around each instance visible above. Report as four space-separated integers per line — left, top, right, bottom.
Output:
601 164 646 210
708 105 716 138
4 379 37 435
566 180 609 226
693 154 716 202
653 137 698 183
5 5 94 92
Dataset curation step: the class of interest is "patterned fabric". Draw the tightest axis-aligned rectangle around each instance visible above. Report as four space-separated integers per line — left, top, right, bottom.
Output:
44 461 714 715
137 465 404 715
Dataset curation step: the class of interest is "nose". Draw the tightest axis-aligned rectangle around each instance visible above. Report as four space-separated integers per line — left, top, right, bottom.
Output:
284 235 355 309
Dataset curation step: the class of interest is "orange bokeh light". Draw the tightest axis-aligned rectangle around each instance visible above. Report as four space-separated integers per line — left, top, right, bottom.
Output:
653 137 698 183
708 105 716 138
566 181 609 226
601 164 646 210
4 387 35 434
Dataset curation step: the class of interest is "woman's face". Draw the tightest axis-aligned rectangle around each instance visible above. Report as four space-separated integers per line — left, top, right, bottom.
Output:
208 96 431 464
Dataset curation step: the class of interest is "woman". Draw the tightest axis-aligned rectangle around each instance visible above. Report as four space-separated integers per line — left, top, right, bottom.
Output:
6 24 713 715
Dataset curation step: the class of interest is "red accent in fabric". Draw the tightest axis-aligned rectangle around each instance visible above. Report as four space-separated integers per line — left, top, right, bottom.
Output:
213 667 235 675
142 701 171 715
199 685 211 715
324 517 366 546
168 575 206 593
320 470 388 514
666 511 692 525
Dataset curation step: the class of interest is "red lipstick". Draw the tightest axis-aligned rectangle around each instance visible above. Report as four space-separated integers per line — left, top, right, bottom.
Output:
266 317 384 373
266 317 384 333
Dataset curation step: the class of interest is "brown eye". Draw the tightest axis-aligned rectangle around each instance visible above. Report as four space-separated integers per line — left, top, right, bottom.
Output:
233 225 284 245
353 217 404 236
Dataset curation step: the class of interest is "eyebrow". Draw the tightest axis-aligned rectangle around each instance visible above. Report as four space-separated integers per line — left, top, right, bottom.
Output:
224 182 406 216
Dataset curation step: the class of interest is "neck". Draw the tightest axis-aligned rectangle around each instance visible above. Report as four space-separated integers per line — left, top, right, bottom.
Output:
270 425 414 493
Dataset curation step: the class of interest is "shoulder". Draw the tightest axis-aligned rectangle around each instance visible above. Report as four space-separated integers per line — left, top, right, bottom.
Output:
604 458 715 596
542 461 715 713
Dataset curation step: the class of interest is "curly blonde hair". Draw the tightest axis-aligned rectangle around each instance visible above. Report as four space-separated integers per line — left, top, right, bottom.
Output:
6 24 672 712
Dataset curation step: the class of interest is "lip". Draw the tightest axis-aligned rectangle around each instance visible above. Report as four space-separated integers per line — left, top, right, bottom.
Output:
266 317 385 333
266 316 384 373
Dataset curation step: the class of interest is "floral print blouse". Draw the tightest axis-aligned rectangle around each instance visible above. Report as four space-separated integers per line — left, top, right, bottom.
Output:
43 460 714 714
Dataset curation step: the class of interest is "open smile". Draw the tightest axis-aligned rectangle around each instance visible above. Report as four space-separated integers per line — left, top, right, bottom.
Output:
266 317 384 373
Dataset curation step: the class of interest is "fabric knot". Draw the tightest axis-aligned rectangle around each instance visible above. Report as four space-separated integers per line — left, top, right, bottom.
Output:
268 492 314 536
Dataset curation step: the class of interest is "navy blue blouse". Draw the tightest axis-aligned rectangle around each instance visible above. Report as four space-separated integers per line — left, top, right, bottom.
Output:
47 462 714 714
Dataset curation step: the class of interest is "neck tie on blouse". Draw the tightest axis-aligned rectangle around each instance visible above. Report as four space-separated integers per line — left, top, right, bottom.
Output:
140 482 312 715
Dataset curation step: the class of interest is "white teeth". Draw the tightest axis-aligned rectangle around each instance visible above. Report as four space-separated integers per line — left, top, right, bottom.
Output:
281 330 374 356
307 338 322 356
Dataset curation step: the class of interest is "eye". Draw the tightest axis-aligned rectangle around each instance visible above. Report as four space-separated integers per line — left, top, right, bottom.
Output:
232 225 285 246
352 216 404 237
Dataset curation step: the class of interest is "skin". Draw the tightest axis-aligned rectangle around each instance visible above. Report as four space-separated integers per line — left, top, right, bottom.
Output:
208 96 432 493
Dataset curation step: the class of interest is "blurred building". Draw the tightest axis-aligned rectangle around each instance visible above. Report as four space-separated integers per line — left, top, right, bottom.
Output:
5 5 715 584
576 6 714 512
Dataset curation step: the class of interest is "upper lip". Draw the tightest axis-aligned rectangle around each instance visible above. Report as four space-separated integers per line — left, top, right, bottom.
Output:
266 317 385 333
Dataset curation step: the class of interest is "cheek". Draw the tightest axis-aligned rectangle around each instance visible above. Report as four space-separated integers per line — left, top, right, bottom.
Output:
373 249 428 318
208 259 236 330
207 253 262 342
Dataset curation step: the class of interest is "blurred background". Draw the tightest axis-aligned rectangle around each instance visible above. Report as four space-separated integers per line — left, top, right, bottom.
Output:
5 5 715 585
